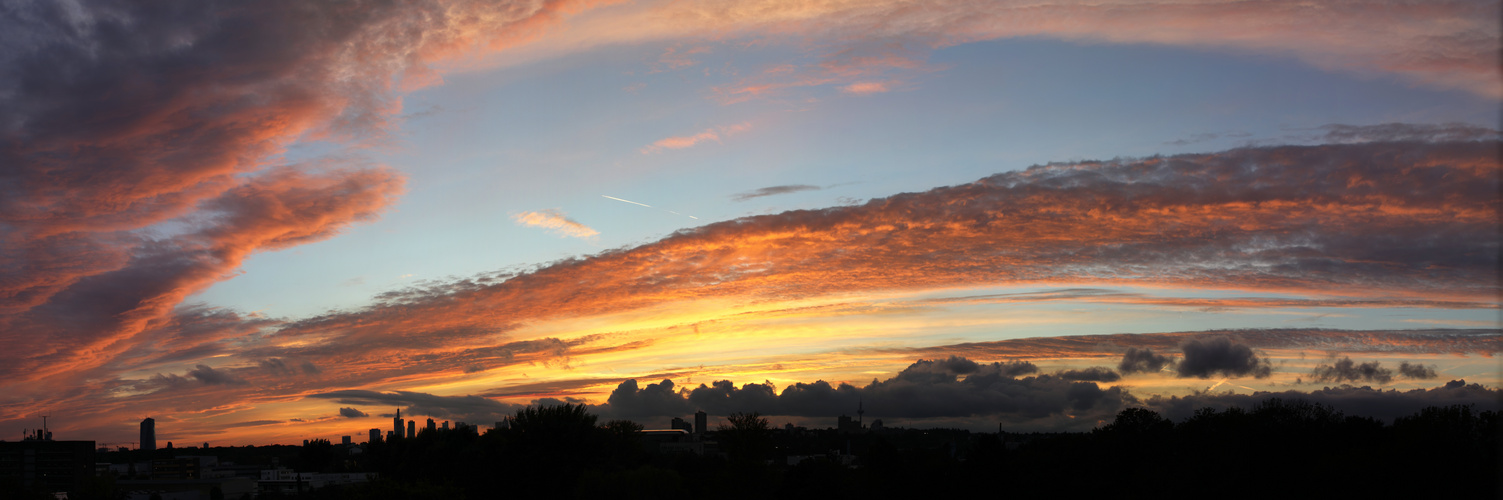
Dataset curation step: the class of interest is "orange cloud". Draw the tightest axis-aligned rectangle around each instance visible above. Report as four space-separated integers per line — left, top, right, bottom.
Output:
2 167 404 389
675 0 1500 98
251 136 1496 365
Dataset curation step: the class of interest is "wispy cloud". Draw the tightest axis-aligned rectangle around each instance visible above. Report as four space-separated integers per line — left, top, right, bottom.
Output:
640 123 751 154
839 81 893 95
731 184 822 202
512 209 599 239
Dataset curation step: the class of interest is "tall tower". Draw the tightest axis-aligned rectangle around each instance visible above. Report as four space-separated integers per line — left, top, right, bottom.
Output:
857 399 864 428
694 411 707 437
140 417 157 451
393 409 404 439
407 420 415 438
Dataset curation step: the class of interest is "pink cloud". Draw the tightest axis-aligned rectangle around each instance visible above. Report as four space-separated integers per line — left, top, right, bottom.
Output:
840 81 891 95
640 122 751 154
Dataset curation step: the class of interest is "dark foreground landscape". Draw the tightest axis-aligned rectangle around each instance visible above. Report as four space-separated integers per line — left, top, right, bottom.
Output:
5 398 1498 499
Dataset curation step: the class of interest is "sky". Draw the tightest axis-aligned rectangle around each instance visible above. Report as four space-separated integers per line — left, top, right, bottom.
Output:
1 0 1499 447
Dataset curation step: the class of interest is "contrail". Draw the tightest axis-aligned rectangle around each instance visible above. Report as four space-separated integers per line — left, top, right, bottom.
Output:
602 195 699 219
601 195 651 207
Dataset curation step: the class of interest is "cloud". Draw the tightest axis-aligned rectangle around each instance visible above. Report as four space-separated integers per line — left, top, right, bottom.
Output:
123 136 1497 398
1118 348 1175 375
713 43 933 103
597 357 1126 430
1176 338 1272 379
731 185 822 202
267 137 1499 365
1055 367 1122 383
1145 380 1503 424
144 364 248 389
1397 362 1439 380
640 123 751 154
1163 131 1252 146
652 45 711 72
512 209 599 239
918 288 1497 310
308 390 523 423
1316 123 1502 144
839 81 892 95
1311 357 1394 384
1 166 404 384
0 0 609 395
339 407 369 418
649 1 1501 99
896 328 1502 365
5 126 1497 442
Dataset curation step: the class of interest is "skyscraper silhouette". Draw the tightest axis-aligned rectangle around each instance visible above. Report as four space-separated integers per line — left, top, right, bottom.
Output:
394 408 405 439
140 418 156 451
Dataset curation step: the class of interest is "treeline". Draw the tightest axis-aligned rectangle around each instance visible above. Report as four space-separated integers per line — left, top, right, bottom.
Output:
284 398 1498 499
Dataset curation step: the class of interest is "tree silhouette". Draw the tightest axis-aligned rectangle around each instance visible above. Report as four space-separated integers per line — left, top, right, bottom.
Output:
1100 407 1171 435
720 412 772 463
512 403 599 435
603 419 645 436
723 412 770 433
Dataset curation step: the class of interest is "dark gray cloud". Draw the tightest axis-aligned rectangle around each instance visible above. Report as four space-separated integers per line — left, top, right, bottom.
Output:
1176 338 1271 379
185 364 245 385
1397 362 1438 379
259 358 321 376
1056 367 1121 382
730 184 821 201
308 390 523 423
338 407 368 418
605 379 695 419
1118 347 1175 374
1145 380 1503 423
896 328 1503 362
1311 357 1393 384
596 357 1128 428
260 358 293 373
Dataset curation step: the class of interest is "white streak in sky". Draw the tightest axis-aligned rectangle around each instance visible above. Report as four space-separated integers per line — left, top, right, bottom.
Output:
602 195 699 219
602 195 651 207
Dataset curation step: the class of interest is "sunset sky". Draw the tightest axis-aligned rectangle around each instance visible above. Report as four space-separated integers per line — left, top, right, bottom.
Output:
2 0 1499 447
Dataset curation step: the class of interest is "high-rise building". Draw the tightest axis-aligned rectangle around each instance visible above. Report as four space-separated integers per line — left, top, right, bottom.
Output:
406 420 415 438
140 417 156 451
393 409 404 439
426 418 436 433
694 411 707 436
441 421 449 431
368 428 381 444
